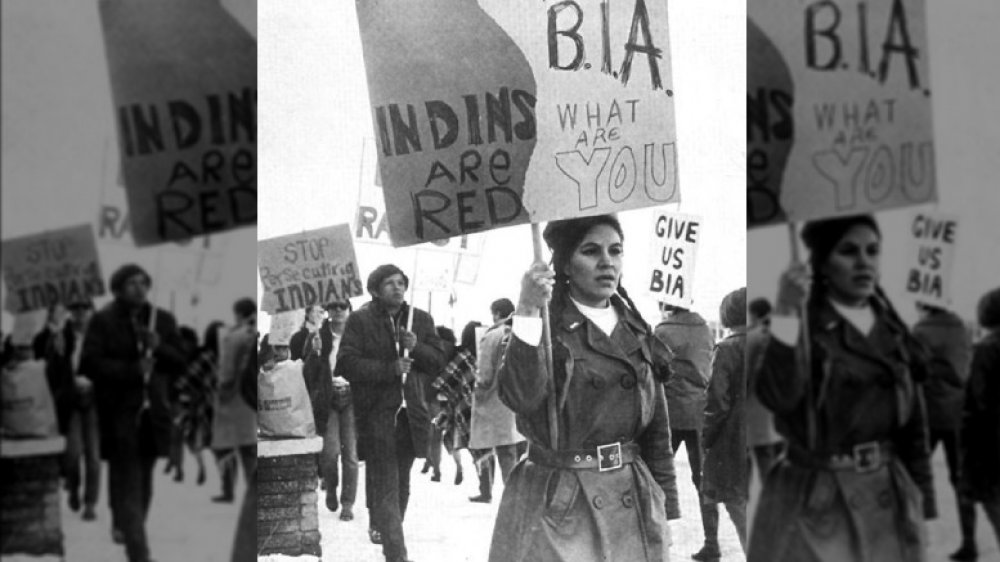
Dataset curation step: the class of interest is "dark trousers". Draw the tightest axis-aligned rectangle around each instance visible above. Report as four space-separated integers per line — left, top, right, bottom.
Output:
723 499 748 552
108 415 158 562
213 448 238 498
321 403 359 507
230 445 256 562
672 429 719 546
471 442 526 498
930 429 977 545
63 403 101 507
368 408 416 562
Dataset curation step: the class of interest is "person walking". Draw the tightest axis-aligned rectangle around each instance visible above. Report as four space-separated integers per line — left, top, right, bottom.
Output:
468 298 526 504
337 264 446 562
912 302 976 560
749 215 936 562
654 303 717 560
746 297 783 481
701 288 749 553
211 298 257 501
960 287 1000 557
175 321 225 489
81 264 187 562
489 215 679 562
36 297 102 521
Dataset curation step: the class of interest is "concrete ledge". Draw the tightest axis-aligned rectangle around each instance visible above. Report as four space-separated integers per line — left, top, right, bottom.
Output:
259 437 323 457
0 437 66 458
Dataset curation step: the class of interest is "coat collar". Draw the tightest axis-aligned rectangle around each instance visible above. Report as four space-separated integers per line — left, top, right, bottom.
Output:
811 297 902 368
556 295 645 364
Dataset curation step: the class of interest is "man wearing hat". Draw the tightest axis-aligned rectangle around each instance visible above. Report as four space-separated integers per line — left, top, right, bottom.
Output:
336 264 446 562
34 296 102 521
80 264 186 562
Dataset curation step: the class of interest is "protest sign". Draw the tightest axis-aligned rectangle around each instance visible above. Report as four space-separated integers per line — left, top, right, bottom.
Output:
645 211 701 309
2 225 105 314
748 1 936 227
258 225 364 314
99 0 257 246
356 0 677 247
903 211 958 308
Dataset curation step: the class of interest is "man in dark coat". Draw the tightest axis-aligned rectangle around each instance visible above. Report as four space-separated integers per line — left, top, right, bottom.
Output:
653 303 718 560
80 264 186 562
702 288 749 552
336 264 446 562
34 297 102 520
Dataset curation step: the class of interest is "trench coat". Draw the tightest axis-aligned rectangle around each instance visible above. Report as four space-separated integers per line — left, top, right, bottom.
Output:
335 300 446 462
211 323 257 449
750 299 936 562
81 300 186 460
961 330 1000 502
701 328 747 504
469 322 525 449
654 311 713 431
489 296 680 562
912 310 972 431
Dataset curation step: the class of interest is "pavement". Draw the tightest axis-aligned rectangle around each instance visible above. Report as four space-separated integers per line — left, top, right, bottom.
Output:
4 453 246 562
309 446 743 562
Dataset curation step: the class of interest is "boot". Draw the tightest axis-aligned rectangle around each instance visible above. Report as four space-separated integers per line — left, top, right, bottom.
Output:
692 501 720 560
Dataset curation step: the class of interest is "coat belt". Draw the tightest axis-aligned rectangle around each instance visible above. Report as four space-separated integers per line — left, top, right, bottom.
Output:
528 441 640 471
787 441 894 473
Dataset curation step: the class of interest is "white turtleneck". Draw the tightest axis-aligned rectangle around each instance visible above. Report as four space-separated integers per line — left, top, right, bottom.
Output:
511 297 620 345
771 298 875 345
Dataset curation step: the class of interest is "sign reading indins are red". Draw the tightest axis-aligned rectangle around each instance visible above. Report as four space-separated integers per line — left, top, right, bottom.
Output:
2 225 106 313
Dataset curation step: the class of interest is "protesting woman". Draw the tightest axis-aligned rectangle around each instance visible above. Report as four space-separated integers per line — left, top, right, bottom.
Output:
488 214 679 562
174 321 226 487
750 215 936 561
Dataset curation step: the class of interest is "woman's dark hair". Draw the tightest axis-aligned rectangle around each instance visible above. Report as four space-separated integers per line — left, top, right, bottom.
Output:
436 326 456 346
801 215 925 379
203 321 225 354
233 297 256 320
460 321 483 355
179 325 199 349
542 214 648 327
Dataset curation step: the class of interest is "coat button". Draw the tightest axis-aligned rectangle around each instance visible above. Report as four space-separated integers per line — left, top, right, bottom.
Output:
622 493 634 508
592 495 605 509
591 376 606 390
620 374 636 389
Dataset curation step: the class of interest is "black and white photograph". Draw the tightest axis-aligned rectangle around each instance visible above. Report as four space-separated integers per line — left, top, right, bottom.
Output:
257 1 745 561
747 2 1000 561
1 0 257 560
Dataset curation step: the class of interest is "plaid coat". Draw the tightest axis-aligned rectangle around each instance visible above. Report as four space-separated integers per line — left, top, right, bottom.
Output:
174 348 217 451
431 349 476 452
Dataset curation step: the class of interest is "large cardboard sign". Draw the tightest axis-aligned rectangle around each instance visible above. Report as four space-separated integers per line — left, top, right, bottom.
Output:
99 0 257 246
258 225 364 314
646 211 701 309
903 211 957 308
356 0 677 247
2 225 106 313
748 1 936 227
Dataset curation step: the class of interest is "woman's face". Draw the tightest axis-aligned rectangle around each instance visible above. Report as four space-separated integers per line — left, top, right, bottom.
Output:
305 305 325 324
820 225 881 306
564 224 623 308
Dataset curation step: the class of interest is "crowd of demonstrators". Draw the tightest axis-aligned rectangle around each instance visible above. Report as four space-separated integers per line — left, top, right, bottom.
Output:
743 214 1000 562
467 299 526 504
0 262 257 562
653 302 716 559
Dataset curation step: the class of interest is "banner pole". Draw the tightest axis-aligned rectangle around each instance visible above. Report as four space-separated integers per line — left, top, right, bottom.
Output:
403 250 418 359
531 223 559 449
788 223 816 450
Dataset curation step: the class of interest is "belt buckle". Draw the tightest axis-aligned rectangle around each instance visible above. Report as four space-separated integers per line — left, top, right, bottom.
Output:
852 441 881 473
597 442 623 472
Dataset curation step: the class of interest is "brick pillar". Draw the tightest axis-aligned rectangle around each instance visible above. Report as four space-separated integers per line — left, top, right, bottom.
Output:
0 437 67 559
258 437 323 558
